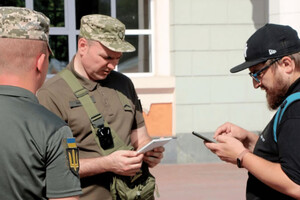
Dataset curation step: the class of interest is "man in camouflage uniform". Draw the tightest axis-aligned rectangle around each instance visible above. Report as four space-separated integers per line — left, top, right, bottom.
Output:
0 7 82 199
37 14 164 199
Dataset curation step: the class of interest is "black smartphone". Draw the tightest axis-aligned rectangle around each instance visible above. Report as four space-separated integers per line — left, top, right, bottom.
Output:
192 131 216 143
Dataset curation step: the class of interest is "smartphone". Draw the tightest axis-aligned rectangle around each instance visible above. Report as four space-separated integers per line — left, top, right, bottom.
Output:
192 131 216 143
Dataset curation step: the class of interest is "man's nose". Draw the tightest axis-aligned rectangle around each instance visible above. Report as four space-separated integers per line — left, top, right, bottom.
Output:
107 62 116 70
252 79 261 89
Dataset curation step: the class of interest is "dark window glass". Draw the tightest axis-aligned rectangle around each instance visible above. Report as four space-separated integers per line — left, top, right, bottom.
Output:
34 0 65 27
48 35 68 74
116 0 150 29
73 0 151 73
0 0 25 6
75 0 110 29
118 35 150 73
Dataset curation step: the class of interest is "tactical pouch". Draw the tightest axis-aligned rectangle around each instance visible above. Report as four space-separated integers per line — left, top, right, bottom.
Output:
59 69 156 199
110 163 155 200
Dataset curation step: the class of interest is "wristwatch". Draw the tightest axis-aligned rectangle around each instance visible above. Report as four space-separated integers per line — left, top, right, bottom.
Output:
237 149 250 168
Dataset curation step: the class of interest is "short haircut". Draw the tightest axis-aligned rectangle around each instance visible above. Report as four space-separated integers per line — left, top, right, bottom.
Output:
0 38 47 73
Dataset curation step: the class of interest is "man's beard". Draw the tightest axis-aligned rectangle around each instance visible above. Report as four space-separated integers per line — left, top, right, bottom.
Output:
265 74 290 110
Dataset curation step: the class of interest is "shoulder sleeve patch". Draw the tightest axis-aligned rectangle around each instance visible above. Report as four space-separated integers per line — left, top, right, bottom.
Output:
63 137 80 176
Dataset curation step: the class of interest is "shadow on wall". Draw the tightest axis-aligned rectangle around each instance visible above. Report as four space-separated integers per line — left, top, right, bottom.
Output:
251 0 269 30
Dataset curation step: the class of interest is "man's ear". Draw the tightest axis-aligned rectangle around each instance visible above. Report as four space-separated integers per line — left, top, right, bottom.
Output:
36 53 46 72
78 37 89 56
281 56 294 74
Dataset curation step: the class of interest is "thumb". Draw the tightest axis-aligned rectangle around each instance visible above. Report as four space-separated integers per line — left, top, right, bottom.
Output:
215 134 230 143
204 142 217 151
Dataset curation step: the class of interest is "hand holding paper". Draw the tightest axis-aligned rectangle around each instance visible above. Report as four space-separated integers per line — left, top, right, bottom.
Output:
137 137 172 154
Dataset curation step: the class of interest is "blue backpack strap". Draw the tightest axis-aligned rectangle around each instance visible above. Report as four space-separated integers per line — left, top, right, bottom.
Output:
273 92 300 142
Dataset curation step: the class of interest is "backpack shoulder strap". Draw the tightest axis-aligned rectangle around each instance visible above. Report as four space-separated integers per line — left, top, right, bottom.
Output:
59 69 132 155
273 92 300 142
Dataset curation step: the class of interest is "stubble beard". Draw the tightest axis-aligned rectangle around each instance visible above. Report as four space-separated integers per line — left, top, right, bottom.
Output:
265 74 290 110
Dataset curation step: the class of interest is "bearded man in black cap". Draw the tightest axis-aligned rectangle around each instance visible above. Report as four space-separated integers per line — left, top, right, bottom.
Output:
205 23 300 199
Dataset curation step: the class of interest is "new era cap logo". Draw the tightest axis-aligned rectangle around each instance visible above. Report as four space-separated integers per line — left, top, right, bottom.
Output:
269 49 277 55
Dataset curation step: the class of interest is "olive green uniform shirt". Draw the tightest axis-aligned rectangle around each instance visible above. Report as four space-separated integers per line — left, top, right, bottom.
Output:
37 58 145 200
0 86 82 199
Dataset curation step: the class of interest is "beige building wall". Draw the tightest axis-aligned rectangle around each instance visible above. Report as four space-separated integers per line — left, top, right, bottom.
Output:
269 0 300 33
132 0 300 163
131 0 175 138
172 0 270 137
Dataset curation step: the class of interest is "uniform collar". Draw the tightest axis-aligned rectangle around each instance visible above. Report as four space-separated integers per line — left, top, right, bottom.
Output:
0 85 38 103
66 56 98 91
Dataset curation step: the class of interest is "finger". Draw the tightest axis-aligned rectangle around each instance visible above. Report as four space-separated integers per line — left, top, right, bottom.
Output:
144 154 161 165
216 134 237 144
126 154 144 164
145 149 164 158
121 150 139 157
219 156 226 161
124 162 143 172
114 161 142 176
143 157 159 168
144 160 156 168
146 152 164 161
214 122 231 137
153 146 165 153
119 150 145 161
214 127 227 138
204 142 218 151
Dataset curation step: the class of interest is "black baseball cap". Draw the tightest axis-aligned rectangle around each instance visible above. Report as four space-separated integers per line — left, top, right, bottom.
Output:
230 23 300 73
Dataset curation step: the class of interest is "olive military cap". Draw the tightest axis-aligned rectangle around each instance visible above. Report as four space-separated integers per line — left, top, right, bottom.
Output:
0 6 53 54
79 14 136 53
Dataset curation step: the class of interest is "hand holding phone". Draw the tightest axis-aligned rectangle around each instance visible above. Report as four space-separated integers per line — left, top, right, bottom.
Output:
192 131 216 143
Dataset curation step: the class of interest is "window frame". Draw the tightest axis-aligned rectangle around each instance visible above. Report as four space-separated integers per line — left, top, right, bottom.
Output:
25 0 155 77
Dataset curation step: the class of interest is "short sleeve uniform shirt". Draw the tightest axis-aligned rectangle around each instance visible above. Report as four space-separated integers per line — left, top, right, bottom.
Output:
0 86 82 199
37 58 145 200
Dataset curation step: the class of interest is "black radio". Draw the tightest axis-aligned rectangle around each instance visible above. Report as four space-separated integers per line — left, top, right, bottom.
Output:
96 126 113 150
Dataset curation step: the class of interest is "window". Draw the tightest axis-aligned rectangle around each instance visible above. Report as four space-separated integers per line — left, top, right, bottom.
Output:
19 0 153 75
0 0 24 6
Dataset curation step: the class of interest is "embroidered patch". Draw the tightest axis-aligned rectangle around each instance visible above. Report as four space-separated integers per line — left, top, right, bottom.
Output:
65 137 79 176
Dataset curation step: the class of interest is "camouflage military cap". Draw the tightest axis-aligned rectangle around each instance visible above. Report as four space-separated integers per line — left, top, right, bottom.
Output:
0 7 53 54
79 14 135 52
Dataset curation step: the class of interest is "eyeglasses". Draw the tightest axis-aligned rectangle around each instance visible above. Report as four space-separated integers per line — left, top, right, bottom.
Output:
249 58 281 83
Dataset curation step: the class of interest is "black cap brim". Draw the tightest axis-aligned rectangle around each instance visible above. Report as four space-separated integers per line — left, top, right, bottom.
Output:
230 57 268 73
230 43 300 73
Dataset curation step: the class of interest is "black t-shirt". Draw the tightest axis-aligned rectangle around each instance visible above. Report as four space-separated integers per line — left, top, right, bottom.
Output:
246 79 300 200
